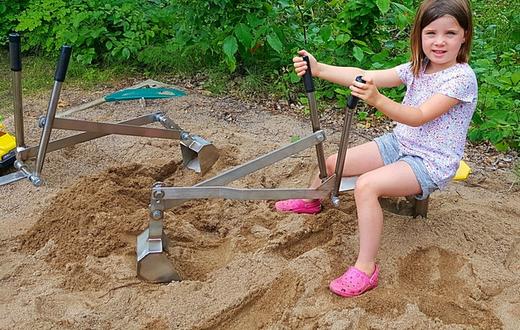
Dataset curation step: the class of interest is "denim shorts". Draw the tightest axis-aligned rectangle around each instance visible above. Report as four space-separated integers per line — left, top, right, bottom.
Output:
374 133 438 200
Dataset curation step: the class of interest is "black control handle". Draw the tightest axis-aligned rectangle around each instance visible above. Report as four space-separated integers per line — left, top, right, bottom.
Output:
302 55 315 93
347 75 366 109
54 46 72 82
9 33 22 72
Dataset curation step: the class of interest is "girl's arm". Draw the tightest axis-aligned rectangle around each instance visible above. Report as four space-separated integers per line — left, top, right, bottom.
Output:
351 77 460 126
294 50 457 126
293 50 402 88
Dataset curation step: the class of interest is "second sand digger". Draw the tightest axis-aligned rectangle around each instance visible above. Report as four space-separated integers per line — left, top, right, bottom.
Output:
0 34 219 187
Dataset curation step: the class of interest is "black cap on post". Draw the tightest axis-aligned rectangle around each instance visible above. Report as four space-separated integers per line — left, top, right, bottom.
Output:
347 76 366 109
54 46 72 82
9 33 22 72
302 55 315 93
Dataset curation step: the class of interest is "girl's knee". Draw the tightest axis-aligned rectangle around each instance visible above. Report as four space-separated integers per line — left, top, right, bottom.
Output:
325 154 337 175
354 174 380 199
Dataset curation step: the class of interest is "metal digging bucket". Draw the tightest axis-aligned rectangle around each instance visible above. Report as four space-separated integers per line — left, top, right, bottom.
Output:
136 221 181 282
180 135 219 175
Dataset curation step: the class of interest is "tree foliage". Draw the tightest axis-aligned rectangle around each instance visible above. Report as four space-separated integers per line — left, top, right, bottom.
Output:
0 0 518 151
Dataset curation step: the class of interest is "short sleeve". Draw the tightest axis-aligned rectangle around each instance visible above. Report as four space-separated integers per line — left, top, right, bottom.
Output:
437 65 478 103
395 62 412 84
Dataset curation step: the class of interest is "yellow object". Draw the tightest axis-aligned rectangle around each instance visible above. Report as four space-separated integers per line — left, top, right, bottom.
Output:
453 160 471 181
0 130 16 158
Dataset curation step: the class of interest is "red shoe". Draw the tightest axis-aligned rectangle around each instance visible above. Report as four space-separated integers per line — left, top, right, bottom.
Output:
329 265 379 297
274 199 321 214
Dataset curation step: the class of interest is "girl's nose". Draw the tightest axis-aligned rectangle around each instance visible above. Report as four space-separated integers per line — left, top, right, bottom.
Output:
434 37 446 46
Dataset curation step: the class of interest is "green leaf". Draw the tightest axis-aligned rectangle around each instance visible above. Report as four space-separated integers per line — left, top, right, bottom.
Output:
320 25 332 42
122 47 131 59
266 33 283 53
494 141 509 152
290 135 301 143
511 71 520 85
222 35 238 58
357 111 368 121
336 34 351 45
225 55 237 72
376 0 390 14
235 23 253 48
352 39 369 47
289 72 300 84
353 46 364 62
334 88 349 96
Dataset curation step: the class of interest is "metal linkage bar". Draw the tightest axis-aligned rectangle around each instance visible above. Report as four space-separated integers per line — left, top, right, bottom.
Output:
151 129 327 211
52 118 183 139
18 114 159 160
158 179 335 201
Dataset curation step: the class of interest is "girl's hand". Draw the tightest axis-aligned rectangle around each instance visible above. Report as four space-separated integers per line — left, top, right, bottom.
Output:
293 50 320 77
350 76 381 107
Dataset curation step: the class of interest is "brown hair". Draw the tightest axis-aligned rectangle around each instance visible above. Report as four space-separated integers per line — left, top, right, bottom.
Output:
410 0 473 76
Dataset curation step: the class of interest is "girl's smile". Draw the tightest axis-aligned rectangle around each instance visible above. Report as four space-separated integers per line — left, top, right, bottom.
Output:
422 15 466 73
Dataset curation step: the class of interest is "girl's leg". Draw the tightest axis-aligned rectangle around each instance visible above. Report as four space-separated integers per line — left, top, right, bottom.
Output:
308 141 385 189
276 141 386 213
353 161 422 275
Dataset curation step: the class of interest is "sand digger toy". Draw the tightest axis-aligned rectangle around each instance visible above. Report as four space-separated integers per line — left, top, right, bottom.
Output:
137 58 367 282
0 33 219 187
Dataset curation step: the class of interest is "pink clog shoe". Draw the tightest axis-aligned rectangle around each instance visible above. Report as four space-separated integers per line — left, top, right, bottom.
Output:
329 264 379 297
275 199 321 214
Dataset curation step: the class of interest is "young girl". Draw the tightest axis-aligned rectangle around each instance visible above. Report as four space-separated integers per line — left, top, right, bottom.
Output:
275 0 477 297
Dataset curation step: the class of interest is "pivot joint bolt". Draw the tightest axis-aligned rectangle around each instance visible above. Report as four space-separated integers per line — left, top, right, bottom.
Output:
180 132 190 140
151 210 163 220
38 116 46 128
153 190 165 199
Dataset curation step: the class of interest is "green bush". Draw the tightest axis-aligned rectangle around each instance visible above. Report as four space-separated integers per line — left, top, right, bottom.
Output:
469 1 520 151
0 0 518 151
14 0 175 64
0 1 30 39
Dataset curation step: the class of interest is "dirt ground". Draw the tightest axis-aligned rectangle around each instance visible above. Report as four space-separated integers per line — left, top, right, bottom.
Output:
0 81 519 329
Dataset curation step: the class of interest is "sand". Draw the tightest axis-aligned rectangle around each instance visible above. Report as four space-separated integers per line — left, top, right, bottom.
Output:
0 84 519 329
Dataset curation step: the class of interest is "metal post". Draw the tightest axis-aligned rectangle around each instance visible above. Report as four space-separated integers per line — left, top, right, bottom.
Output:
32 46 72 185
331 76 365 207
302 56 327 181
9 34 25 152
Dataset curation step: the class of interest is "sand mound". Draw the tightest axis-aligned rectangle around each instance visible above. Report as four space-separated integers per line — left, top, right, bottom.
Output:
1 89 519 328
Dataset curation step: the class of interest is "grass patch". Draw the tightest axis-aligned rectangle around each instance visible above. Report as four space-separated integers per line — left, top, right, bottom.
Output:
0 51 129 119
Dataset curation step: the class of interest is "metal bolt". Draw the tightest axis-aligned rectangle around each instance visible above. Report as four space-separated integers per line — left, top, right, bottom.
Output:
316 132 325 141
30 176 43 187
331 196 340 207
38 116 46 128
180 132 190 140
14 160 23 170
153 189 165 199
151 210 163 220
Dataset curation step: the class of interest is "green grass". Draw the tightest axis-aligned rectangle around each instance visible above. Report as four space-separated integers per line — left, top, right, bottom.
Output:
0 51 129 119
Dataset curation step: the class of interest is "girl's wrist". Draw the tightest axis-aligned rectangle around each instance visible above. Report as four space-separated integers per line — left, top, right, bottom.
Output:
373 93 386 110
314 62 322 78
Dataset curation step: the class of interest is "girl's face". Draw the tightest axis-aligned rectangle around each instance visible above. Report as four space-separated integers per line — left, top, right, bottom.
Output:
421 15 466 73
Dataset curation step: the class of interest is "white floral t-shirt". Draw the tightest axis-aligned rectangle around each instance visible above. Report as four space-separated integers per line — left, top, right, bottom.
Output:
394 61 478 189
